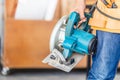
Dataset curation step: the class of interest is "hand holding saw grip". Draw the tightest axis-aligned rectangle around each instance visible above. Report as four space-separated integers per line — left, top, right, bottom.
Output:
65 12 92 37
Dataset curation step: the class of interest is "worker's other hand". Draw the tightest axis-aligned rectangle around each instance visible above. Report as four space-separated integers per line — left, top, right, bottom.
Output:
72 0 86 28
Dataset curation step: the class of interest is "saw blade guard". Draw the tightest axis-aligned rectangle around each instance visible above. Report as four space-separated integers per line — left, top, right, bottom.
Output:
50 16 67 51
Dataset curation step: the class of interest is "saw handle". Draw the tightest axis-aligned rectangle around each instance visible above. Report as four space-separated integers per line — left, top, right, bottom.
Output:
65 11 80 37
65 12 92 37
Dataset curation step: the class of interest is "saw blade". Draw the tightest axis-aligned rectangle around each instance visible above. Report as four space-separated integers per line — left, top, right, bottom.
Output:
42 49 85 72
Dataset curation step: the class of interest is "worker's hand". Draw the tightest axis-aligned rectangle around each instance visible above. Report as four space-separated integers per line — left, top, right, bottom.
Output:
72 0 86 28
74 9 86 28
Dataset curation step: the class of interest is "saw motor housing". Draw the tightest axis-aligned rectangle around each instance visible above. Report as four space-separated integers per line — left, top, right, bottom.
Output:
62 12 97 59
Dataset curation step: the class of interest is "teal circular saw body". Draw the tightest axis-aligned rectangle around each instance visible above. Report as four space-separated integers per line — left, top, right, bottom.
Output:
62 12 97 59
43 11 97 72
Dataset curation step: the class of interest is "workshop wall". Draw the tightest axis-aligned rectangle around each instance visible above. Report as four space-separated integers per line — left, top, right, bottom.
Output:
0 0 4 37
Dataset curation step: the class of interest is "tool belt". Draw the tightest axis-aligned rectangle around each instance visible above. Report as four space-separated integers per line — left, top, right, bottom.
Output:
92 0 120 21
89 0 120 32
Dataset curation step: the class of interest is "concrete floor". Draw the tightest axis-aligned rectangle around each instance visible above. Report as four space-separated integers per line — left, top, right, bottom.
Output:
0 69 120 80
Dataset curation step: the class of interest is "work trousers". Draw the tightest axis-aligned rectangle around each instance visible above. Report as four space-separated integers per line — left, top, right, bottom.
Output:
87 30 120 80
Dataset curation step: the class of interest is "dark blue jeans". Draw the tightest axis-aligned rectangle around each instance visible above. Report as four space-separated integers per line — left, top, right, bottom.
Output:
87 30 120 80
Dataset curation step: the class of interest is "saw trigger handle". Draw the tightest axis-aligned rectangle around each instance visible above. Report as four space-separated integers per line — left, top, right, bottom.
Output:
65 12 92 37
65 11 80 37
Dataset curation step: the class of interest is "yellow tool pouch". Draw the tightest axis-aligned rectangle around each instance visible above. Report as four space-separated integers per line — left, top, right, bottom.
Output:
89 0 120 33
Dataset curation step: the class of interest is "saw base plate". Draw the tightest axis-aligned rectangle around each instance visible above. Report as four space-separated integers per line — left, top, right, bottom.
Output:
42 49 84 72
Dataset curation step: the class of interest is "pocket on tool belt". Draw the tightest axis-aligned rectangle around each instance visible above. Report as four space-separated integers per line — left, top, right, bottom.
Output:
105 8 120 29
89 0 120 29
89 9 107 28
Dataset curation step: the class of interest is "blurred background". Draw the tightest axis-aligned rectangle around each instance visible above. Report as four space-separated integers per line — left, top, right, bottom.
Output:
0 0 120 80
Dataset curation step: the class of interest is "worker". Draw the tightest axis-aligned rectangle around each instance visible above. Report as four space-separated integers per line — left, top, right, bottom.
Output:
74 0 120 79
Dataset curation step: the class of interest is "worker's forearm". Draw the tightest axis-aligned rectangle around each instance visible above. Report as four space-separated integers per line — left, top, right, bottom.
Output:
76 0 86 17
74 0 86 25
76 0 86 8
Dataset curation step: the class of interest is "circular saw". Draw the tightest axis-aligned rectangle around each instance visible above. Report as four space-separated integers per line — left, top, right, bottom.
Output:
42 12 97 72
